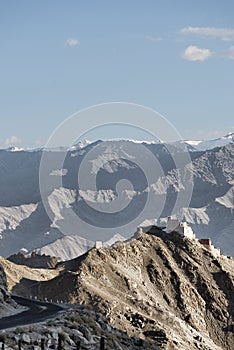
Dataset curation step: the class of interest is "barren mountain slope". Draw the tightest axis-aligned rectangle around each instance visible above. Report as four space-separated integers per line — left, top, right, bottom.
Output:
8 251 59 269
30 230 234 350
0 262 22 317
34 235 95 261
0 256 59 295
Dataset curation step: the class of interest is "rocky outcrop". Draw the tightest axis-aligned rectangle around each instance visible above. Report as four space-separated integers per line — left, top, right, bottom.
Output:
0 263 18 317
0 306 160 350
8 251 59 269
0 263 8 302
0 255 59 296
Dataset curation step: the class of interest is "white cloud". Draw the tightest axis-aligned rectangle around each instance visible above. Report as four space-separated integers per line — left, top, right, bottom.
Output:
65 38 79 46
180 26 234 41
182 45 213 61
223 46 234 59
35 137 46 146
4 135 22 146
145 35 162 42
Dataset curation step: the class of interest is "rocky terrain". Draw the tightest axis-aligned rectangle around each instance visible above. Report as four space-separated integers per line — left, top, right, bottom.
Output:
0 137 233 260
8 251 59 269
0 263 23 318
10 229 232 350
0 256 59 295
0 306 159 350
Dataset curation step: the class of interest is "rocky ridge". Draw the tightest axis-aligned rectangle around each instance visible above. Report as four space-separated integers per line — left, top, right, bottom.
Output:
15 229 234 350
0 264 22 318
8 252 59 269
0 256 59 295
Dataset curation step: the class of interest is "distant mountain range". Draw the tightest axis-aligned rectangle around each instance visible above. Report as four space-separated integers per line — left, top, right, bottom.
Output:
183 132 234 151
0 133 233 259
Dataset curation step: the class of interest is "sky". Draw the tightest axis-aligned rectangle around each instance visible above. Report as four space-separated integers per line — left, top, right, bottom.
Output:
0 0 234 148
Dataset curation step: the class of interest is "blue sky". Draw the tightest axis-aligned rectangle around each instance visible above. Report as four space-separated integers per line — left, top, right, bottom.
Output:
0 0 234 147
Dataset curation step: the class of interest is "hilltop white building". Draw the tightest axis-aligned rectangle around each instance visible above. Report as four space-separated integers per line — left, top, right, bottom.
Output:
166 217 196 239
95 241 103 249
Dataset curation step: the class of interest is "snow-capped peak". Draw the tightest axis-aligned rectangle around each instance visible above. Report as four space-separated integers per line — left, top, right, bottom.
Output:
184 132 234 151
223 132 234 139
6 146 25 152
69 140 91 151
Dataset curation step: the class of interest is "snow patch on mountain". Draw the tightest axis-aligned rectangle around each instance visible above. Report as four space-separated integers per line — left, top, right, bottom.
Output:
0 204 37 233
6 147 25 152
185 132 234 151
216 186 234 209
69 140 91 150
79 189 117 203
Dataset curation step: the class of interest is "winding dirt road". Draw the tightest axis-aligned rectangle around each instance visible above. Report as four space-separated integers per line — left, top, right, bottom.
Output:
0 295 64 330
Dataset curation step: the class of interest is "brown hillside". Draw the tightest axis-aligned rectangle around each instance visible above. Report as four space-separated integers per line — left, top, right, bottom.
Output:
14 230 234 349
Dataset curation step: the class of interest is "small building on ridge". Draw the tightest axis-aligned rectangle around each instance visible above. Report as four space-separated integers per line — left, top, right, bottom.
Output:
166 217 196 240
